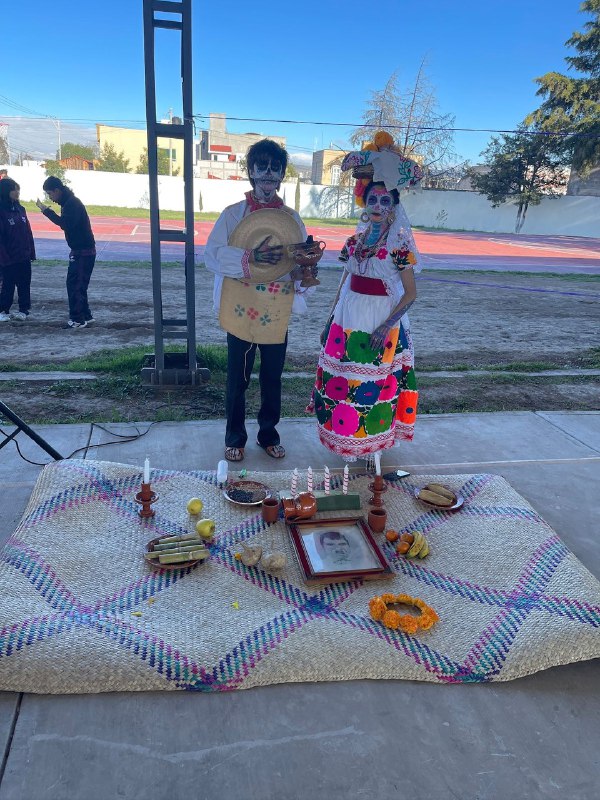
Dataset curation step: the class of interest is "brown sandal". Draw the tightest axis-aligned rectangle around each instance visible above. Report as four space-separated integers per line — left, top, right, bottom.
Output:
224 446 244 462
257 442 286 459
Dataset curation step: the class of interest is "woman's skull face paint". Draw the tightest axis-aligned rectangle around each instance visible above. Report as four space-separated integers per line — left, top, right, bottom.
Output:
366 187 394 222
250 157 284 201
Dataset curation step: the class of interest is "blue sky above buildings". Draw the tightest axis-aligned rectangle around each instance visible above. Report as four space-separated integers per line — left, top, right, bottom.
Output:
0 0 586 165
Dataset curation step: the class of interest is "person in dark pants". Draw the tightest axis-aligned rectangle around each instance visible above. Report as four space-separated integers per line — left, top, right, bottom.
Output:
36 177 96 329
204 139 323 462
0 178 36 322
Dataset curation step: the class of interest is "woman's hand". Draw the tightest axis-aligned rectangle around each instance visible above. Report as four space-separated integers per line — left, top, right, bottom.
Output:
370 321 392 351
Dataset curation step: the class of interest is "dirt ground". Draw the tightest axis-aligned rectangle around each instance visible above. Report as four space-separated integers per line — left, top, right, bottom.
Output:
0 261 598 423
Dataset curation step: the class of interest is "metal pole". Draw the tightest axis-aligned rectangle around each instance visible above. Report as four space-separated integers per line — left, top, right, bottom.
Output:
0 402 63 460
143 0 165 372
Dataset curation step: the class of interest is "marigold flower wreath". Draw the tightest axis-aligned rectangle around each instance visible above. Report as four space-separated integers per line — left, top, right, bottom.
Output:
369 593 439 634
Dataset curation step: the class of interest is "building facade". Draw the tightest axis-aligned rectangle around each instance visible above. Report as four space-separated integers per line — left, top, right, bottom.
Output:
311 149 350 185
96 123 189 174
196 113 286 180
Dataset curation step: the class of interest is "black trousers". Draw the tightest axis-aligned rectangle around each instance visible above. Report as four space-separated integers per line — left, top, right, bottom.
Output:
0 260 31 313
67 253 95 323
225 332 288 448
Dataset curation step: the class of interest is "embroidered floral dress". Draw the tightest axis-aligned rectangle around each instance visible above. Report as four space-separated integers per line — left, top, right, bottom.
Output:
309 211 421 461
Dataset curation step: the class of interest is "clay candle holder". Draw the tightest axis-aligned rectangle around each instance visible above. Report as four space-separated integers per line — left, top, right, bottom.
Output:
368 474 388 507
135 482 158 518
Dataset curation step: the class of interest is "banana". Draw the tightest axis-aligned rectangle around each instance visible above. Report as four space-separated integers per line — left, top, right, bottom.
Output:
425 483 456 501
407 531 425 558
418 489 454 507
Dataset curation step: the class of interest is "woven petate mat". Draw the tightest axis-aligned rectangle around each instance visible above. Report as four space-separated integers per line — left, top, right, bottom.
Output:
1 459 599 694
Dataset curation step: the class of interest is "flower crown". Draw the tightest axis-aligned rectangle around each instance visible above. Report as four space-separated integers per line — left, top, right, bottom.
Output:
342 131 423 207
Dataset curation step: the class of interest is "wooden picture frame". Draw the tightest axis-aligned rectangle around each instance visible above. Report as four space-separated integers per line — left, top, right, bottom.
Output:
287 516 394 585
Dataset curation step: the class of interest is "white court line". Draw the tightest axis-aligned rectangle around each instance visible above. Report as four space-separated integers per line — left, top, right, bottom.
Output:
131 225 139 236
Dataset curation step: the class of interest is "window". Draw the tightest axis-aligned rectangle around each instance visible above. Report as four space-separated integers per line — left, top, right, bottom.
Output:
330 165 341 185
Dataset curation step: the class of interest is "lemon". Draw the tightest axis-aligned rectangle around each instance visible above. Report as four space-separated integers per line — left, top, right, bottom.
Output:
186 497 203 516
195 519 216 539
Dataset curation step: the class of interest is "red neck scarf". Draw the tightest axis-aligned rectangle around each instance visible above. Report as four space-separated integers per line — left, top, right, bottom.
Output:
245 190 284 213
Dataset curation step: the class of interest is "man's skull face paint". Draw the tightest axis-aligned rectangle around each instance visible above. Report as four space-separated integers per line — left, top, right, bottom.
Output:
250 156 284 201
365 187 394 222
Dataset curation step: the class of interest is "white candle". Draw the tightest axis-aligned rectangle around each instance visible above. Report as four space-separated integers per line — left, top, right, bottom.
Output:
324 466 330 495
217 460 228 484
342 464 349 495
291 468 299 496
307 466 313 493
143 457 150 484
374 452 381 476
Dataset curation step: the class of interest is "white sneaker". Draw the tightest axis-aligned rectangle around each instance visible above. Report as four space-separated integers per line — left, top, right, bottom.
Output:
0 312 10 322
10 311 28 321
64 320 88 329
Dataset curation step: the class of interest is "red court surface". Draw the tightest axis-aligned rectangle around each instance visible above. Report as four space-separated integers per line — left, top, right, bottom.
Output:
28 211 600 271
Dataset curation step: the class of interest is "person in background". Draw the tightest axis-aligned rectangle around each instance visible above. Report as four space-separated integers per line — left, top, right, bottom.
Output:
0 178 36 322
36 177 96 329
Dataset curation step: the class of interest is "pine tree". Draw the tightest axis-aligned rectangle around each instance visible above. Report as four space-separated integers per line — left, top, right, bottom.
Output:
527 0 600 173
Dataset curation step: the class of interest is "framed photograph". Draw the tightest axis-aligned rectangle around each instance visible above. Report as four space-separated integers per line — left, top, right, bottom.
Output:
288 516 393 585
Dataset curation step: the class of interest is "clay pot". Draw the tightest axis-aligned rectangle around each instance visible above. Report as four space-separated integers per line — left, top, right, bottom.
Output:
368 508 387 533
282 492 317 522
261 497 280 524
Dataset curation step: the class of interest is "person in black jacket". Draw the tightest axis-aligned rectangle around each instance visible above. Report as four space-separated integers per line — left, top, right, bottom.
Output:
36 177 96 329
0 178 36 322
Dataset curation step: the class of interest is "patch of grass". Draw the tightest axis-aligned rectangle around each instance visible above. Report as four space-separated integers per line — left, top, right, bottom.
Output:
0 344 229 375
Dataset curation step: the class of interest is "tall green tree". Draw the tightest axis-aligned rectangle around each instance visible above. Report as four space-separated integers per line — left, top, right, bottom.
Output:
58 142 97 161
96 143 130 173
44 160 69 184
469 126 568 233
0 135 9 165
136 147 179 176
351 61 457 176
527 0 600 173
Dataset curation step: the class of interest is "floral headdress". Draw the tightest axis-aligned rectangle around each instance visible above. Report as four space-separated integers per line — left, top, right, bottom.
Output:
341 131 423 207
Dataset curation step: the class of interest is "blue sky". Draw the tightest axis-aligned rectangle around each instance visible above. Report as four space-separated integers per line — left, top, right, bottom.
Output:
0 0 587 165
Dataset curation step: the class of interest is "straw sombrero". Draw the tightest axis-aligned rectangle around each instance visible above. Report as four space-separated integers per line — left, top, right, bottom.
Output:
228 208 303 283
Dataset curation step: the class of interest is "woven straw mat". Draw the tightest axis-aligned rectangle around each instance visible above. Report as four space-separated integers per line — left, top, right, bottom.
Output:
1 459 599 693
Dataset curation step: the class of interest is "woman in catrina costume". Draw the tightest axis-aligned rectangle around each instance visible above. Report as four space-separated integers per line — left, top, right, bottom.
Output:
308 131 423 464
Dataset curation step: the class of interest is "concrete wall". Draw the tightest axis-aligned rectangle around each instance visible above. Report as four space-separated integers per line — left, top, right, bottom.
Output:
4 163 599 237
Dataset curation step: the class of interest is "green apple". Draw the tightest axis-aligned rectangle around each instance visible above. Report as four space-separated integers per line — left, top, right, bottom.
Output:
186 497 203 516
195 519 216 539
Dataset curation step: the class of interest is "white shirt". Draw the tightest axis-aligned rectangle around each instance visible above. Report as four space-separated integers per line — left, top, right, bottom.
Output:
203 199 312 314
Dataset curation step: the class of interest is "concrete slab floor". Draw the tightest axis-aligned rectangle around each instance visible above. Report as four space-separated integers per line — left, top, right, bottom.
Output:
0 412 599 800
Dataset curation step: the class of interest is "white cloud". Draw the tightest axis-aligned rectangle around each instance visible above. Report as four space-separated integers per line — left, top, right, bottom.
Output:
0 117 97 160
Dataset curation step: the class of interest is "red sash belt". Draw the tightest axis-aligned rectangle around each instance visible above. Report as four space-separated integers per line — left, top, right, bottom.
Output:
350 274 388 296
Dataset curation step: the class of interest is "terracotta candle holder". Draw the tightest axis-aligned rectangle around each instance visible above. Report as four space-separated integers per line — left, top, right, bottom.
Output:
135 482 158 518
368 475 388 507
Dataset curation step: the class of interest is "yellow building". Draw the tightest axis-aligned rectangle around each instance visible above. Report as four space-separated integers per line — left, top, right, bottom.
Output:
96 123 187 174
311 149 351 185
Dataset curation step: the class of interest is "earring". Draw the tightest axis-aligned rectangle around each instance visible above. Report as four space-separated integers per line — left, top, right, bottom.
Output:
360 212 369 223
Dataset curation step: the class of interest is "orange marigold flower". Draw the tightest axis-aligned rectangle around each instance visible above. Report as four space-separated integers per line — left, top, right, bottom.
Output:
368 597 387 620
382 610 402 630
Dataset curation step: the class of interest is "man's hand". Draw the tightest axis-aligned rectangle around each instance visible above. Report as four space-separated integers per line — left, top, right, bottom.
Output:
369 321 392 351
251 235 283 265
35 198 48 212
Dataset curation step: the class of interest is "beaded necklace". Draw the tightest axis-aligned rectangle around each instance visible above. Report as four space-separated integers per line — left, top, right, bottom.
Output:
354 221 388 275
